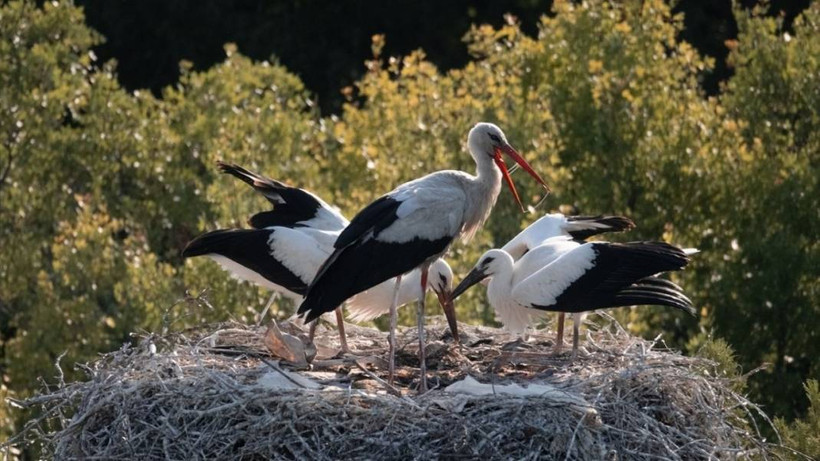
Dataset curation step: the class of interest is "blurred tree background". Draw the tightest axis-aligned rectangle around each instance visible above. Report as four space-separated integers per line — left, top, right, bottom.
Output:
0 0 818 455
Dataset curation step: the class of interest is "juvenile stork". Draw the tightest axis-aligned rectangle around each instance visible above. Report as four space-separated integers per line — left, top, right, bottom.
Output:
450 238 696 359
183 162 457 352
298 123 549 391
500 213 636 351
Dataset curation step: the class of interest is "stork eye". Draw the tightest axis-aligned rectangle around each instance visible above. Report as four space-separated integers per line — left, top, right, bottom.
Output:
482 256 495 267
488 133 501 143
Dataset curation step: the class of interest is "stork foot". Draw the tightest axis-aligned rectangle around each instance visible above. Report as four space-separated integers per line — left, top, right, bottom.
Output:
569 346 590 363
502 338 534 351
417 374 429 394
338 345 356 357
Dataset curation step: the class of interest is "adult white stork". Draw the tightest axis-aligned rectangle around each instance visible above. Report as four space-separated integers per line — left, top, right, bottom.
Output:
500 213 636 351
298 122 549 391
450 237 695 359
182 162 458 352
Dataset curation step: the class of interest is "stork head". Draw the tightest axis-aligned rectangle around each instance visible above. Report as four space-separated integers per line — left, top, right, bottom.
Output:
467 123 550 211
450 249 513 301
428 259 459 343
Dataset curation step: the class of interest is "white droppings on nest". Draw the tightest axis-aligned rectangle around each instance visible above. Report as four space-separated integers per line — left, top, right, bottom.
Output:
3 318 783 460
445 375 595 415
256 367 321 390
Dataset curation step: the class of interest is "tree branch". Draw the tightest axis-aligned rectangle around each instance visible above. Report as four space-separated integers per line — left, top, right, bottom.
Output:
0 151 12 187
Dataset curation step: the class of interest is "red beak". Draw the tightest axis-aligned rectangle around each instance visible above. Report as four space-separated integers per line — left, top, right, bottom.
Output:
436 290 459 344
494 144 550 211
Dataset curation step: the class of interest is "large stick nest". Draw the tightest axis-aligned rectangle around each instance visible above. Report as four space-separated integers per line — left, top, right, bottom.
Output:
5 317 780 459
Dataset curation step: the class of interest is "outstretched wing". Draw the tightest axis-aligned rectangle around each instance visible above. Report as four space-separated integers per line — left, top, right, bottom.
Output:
182 228 310 297
218 161 348 230
502 213 636 260
512 241 691 313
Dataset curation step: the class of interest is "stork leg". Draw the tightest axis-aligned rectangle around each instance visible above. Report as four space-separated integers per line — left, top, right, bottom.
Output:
388 274 402 386
571 314 581 362
308 319 318 343
335 308 351 354
553 312 565 355
417 265 430 393
257 292 279 327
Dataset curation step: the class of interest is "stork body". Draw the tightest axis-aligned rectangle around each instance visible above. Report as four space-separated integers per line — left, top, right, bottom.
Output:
183 163 456 353
451 239 695 359
500 213 635 351
347 259 453 323
299 123 548 390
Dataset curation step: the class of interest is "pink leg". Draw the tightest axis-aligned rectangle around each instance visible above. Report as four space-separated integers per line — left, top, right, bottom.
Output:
335 308 351 354
417 266 429 393
308 319 318 342
553 312 565 355
388 275 402 385
571 315 581 362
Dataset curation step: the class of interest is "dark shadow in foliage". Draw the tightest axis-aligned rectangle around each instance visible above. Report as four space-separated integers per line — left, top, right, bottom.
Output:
77 0 810 113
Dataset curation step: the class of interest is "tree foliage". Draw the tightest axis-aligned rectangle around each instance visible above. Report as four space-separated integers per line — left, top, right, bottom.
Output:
776 380 820 459
0 0 817 449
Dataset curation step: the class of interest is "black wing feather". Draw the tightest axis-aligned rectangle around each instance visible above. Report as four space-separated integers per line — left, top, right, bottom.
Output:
183 228 308 295
616 277 696 315
533 241 691 313
304 196 403 294
299 195 455 322
565 215 636 241
333 196 402 249
217 161 325 229
298 236 451 323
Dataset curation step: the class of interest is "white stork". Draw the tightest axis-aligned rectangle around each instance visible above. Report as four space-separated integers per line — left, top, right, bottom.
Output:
298 122 549 391
450 237 696 359
500 213 636 352
182 162 458 353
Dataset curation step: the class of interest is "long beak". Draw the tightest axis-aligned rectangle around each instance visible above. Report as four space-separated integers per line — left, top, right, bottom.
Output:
494 144 551 211
493 154 523 211
450 266 490 301
435 289 460 344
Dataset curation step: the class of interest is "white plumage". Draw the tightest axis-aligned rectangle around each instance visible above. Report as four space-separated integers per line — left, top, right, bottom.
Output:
379 174 472 243
452 236 695 359
207 254 301 298
493 213 635 343
512 241 598 307
293 198 348 232
489 236 582 334
269 228 335 292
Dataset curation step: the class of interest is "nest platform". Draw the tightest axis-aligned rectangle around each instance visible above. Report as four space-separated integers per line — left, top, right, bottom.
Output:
5 317 777 459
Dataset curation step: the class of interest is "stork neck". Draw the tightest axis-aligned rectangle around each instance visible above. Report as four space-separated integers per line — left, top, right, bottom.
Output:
475 151 502 182
487 253 537 335
486 257 515 305
461 157 502 241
